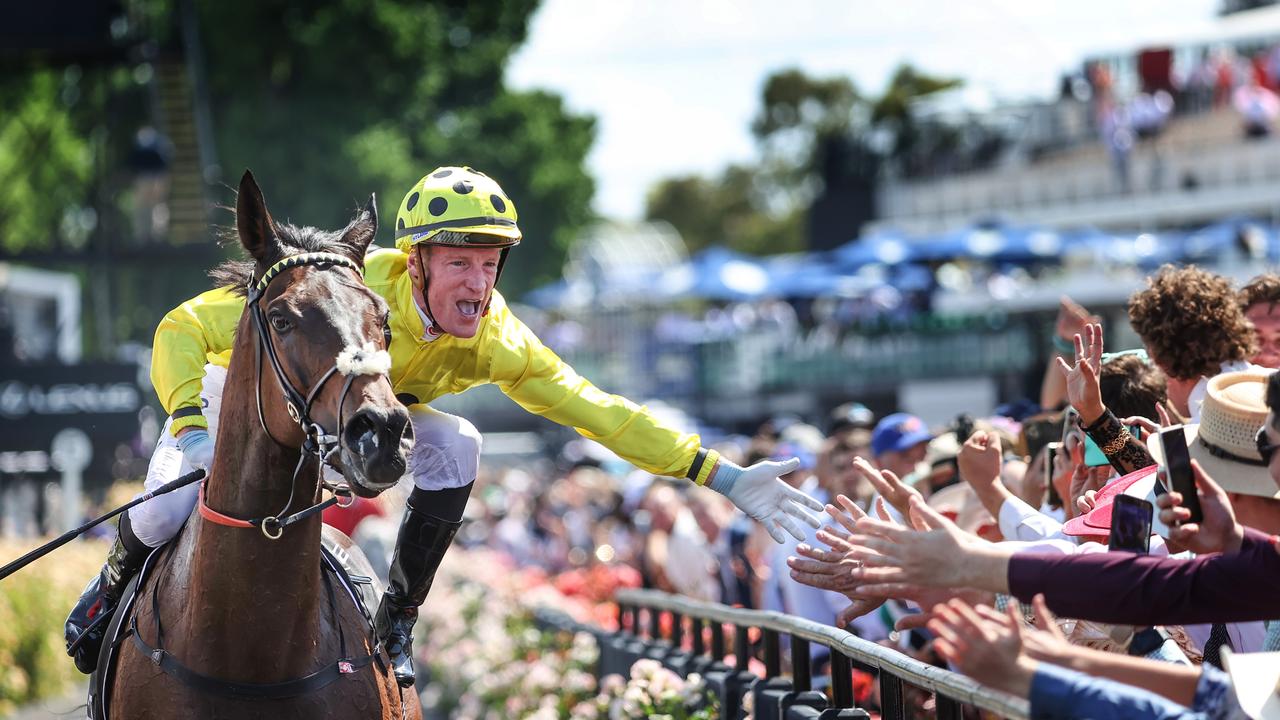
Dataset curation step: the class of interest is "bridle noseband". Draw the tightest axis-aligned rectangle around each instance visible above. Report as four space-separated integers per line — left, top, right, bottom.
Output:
200 251 393 539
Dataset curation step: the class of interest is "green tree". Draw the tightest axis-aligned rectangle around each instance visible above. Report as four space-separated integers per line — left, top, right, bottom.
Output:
0 69 95 254
646 64 960 256
197 0 595 298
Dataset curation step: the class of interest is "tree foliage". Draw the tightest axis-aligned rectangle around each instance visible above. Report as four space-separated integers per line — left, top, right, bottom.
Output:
0 70 95 254
197 0 595 298
646 63 960 256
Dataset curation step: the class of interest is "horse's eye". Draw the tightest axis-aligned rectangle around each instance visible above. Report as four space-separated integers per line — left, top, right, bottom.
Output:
269 313 292 333
382 315 393 347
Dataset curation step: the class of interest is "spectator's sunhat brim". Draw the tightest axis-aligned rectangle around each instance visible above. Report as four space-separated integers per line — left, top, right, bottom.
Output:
1222 648 1280 720
1146 373 1278 500
1062 466 1169 538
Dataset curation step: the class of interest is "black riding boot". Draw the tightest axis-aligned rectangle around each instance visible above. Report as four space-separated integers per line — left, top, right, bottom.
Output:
374 490 461 688
65 513 151 673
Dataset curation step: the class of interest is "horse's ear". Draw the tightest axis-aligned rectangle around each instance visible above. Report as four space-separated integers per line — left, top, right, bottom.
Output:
236 170 281 264
339 193 378 261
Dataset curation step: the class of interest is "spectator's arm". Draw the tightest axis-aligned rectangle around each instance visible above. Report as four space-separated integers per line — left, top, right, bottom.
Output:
1030 662 1208 720
997 494 1068 543
1009 528 1280 625
1081 409 1156 475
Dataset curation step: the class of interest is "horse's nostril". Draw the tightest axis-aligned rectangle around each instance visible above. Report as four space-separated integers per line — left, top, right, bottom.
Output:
346 412 377 453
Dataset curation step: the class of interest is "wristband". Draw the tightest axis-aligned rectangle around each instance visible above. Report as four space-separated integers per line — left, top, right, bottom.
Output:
177 428 209 453
1051 335 1074 355
709 460 742 495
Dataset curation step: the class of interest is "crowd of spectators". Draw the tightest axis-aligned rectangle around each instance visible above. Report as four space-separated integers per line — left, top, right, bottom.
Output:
329 262 1280 717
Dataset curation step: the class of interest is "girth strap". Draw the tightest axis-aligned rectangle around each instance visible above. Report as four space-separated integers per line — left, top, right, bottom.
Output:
128 630 375 700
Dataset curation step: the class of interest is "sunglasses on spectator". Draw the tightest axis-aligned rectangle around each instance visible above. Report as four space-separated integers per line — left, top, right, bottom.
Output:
1256 426 1280 465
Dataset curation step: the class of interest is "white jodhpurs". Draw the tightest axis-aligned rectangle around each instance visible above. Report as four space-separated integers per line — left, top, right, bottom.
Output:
128 363 226 548
126 366 481 547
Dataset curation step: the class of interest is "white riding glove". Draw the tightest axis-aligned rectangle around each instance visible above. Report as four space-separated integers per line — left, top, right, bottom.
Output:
176 429 215 472
709 457 825 543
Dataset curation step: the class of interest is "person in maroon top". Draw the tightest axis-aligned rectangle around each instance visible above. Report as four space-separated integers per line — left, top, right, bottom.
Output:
789 369 1280 628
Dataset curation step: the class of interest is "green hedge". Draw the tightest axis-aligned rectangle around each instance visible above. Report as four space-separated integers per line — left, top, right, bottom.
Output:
0 538 107 715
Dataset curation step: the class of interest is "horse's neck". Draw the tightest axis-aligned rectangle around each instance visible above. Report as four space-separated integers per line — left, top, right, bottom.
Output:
179 336 328 679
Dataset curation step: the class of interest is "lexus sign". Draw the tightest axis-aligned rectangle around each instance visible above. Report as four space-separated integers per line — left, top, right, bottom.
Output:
0 363 144 488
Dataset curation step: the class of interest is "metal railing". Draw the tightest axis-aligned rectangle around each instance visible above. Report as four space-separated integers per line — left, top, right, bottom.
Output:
544 588 1030 720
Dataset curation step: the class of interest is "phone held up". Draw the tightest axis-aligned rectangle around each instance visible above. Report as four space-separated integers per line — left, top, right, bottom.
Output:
1109 494 1153 554
1157 425 1203 524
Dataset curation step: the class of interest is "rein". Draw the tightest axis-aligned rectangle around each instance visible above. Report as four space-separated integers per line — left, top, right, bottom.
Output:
199 251 387 540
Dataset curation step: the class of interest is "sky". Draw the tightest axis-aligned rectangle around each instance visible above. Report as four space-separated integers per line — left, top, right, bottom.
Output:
507 0 1222 220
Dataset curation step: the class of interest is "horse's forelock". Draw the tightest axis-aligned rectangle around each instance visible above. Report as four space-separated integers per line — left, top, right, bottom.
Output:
210 221 366 295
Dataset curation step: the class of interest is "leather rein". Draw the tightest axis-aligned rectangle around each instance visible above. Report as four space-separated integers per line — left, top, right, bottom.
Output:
198 252 383 540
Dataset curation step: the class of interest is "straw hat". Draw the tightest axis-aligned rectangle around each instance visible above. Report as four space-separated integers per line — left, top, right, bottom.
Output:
1147 372 1277 499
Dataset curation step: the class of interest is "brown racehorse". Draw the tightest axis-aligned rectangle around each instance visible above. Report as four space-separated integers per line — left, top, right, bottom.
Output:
109 171 420 719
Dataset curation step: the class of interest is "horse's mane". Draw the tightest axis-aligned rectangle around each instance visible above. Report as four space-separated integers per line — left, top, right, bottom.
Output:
209 220 362 296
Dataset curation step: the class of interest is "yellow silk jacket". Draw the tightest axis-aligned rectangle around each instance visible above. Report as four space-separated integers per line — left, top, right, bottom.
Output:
150 248 719 485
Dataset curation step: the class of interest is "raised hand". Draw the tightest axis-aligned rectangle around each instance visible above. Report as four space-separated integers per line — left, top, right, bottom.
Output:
1055 322 1105 424
1055 296 1099 349
853 457 921 521
1156 459 1244 555
841 495 1012 592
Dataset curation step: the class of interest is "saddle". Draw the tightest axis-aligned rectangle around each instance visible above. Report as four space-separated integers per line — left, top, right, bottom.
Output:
87 526 383 720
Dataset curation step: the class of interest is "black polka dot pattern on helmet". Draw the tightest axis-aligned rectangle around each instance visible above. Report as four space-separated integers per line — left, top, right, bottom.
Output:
432 169 453 179
397 218 405 230
429 196 448 216
406 192 420 211
491 194 507 213
453 180 473 195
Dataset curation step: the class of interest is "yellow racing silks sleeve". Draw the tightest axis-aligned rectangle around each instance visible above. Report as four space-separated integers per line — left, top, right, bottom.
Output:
485 301 720 485
149 286 245 435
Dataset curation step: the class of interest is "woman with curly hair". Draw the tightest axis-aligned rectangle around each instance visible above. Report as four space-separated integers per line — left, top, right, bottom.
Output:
1128 265 1259 420
1239 272 1280 369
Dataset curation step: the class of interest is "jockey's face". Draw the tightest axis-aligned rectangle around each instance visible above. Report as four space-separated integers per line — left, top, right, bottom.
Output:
418 246 501 337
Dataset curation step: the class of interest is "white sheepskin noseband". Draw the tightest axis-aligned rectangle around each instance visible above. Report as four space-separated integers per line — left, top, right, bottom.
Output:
336 342 392 377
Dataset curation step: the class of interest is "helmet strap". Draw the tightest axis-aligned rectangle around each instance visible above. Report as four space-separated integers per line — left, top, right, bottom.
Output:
414 246 443 337
484 247 512 315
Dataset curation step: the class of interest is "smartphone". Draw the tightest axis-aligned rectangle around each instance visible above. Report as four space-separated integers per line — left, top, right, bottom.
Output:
1044 442 1063 508
1084 427 1143 467
1109 494 1153 553
1158 425 1202 524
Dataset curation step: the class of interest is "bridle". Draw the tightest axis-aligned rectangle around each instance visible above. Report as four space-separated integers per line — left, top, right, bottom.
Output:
200 251 392 540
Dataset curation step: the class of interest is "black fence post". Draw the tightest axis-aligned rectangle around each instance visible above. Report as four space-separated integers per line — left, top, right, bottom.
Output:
936 694 963 720
879 671 905 720
779 635 828 718
753 627 796 720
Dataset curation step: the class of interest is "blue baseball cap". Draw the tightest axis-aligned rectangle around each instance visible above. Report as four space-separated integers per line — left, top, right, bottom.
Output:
770 441 816 471
871 413 933 457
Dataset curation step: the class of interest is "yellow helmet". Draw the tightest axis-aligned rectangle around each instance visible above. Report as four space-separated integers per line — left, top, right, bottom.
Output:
394 166 521 253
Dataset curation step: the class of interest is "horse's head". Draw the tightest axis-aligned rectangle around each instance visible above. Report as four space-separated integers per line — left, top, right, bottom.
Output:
235 170 413 497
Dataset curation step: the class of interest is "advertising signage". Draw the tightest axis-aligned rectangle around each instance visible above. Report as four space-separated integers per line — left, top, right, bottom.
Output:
0 363 145 487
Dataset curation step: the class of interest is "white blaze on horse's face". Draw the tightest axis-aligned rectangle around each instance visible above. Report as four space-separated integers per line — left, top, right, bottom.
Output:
330 341 407 492
335 342 392 377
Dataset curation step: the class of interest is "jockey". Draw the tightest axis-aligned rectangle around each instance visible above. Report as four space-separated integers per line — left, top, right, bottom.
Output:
65 167 824 686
